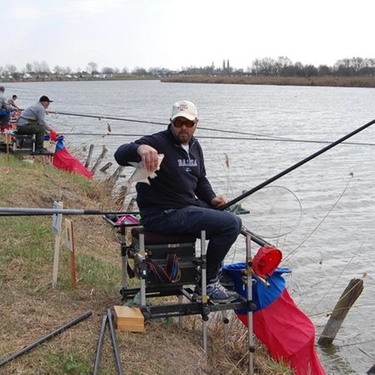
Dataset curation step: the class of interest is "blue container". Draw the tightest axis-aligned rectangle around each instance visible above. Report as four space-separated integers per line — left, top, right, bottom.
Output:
222 263 291 313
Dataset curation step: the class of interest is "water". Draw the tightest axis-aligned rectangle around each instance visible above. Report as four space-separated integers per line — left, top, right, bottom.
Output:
5 80 375 374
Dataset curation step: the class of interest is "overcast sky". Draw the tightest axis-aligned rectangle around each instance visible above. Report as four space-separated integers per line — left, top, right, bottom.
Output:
1 0 374 72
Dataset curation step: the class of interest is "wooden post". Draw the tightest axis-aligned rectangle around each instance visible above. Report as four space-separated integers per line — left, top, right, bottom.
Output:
5 133 11 161
90 145 107 175
52 201 63 288
99 161 112 172
111 165 124 181
65 219 77 289
84 144 94 168
318 278 364 346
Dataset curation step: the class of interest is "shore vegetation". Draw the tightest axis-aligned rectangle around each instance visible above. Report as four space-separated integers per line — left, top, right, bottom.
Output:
160 74 375 88
2 56 375 88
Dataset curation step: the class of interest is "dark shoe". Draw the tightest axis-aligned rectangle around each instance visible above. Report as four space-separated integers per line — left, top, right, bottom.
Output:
33 147 54 155
219 273 236 290
196 281 238 303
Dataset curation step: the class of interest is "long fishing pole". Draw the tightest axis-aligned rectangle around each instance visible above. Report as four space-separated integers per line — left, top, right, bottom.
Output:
0 208 140 216
0 311 92 367
0 206 270 248
48 110 167 126
60 131 375 147
49 110 375 147
220 117 375 211
49 110 285 139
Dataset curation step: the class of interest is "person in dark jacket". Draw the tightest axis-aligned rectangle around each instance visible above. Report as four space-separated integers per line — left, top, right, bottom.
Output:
114 100 242 302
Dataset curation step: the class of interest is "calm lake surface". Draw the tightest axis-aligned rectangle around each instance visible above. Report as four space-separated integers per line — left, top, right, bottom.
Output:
5 80 375 374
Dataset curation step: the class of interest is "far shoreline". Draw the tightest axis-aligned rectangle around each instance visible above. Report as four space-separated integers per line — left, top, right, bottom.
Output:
2 75 375 88
160 75 375 88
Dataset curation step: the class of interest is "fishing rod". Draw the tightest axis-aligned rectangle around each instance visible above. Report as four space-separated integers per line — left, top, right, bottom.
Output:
49 111 375 147
0 206 270 247
48 110 289 139
0 311 92 367
48 110 167 126
0 208 140 216
220 117 375 211
61 131 375 147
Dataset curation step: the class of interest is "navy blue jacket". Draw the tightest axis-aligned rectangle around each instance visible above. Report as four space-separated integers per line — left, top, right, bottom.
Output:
114 126 216 210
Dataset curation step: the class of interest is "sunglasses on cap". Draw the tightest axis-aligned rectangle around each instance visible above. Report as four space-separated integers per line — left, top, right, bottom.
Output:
172 118 196 128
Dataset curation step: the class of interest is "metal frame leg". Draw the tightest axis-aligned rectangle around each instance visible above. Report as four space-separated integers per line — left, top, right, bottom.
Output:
200 230 208 353
120 224 128 290
139 233 147 307
245 231 254 375
178 295 183 326
221 310 229 350
32 134 36 153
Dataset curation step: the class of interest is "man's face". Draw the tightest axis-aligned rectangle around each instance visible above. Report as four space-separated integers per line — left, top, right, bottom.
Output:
170 116 198 145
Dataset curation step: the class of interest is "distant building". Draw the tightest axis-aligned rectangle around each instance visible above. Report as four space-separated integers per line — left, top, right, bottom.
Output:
92 73 113 79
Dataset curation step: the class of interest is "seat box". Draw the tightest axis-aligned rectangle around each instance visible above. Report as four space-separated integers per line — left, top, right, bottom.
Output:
114 305 144 332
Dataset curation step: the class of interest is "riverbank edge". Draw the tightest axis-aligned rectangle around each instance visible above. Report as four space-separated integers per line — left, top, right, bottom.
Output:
2 75 375 88
160 75 375 88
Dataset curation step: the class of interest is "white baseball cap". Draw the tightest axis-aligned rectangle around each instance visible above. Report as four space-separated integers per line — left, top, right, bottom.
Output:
171 100 198 121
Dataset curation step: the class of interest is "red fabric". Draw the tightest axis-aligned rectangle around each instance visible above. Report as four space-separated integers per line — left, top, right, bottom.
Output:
52 148 93 179
237 288 326 375
50 131 58 141
252 246 282 278
0 125 12 132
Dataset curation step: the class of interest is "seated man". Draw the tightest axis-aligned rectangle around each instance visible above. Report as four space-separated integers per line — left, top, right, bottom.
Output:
114 100 242 302
8 94 21 112
0 86 13 129
16 95 57 155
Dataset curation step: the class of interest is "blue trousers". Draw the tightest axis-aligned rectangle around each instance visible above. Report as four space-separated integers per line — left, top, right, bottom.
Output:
0 110 10 127
140 204 242 282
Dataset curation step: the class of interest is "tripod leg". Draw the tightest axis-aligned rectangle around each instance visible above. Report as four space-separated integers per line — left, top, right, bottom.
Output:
107 309 124 375
93 314 107 375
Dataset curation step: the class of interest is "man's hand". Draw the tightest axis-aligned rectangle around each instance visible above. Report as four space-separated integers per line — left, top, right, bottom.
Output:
137 144 159 172
211 195 227 208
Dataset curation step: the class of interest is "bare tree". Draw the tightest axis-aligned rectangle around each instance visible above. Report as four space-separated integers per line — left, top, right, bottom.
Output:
40 60 50 73
275 56 292 76
32 60 50 73
87 61 98 74
5 64 17 74
101 66 115 74
132 67 148 75
53 65 63 75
